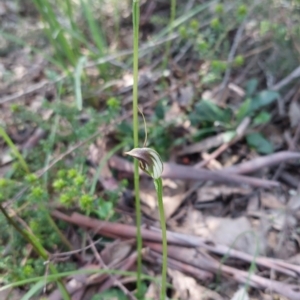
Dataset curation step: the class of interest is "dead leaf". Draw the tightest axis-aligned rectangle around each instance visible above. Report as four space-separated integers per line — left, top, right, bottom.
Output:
179 211 266 255
289 101 300 127
202 85 230 106
165 101 182 123
288 193 300 211
88 140 119 191
287 253 300 265
268 210 297 231
178 132 229 155
177 209 205 235
230 287 249 300
260 192 284 209
202 216 265 255
177 84 194 108
228 83 246 97
196 185 249 203
0 3 6 16
202 152 223 170
0 149 13 165
144 281 160 300
101 240 132 266
139 177 186 220
168 269 222 300
247 194 260 212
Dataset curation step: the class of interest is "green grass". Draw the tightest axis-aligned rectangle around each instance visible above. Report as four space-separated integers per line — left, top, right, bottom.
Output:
0 127 30 174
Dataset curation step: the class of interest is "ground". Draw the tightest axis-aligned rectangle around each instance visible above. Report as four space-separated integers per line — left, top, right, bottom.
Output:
0 0 300 299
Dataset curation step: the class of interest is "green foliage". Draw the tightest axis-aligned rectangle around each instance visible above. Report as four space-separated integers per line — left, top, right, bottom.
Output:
190 100 231 125
246 78 259 96
0 127 30 174
50 165 122 217
119 86 276 158
215 4 224 14
246 133 273 154
236 98 252 122
236 4 247 20
190 86 277 154
31 0 78 66
30 0 108 67
91 289 128 300
253 111 271 125
0 92 124 286
234 55 245 66
250 90 279 112
107 97 121 111
210 18 221 30
211 60 228 72
260 20 271 36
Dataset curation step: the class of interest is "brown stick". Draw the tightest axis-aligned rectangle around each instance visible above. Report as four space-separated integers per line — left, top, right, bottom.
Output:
147 244 300 300
87 234 137 300
145 249 213 282
195 117 251 168
109 156 279 188
52 210 300 299
51 211 300 278
222 151 300 174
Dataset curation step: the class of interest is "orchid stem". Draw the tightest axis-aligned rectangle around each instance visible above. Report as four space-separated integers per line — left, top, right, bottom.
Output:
132 0 142 297
154 178 167 300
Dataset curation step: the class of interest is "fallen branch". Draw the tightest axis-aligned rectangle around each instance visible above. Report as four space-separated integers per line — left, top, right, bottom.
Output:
52 211 300 300
52 211 300 278
109 155 279 188
146 244 300 300
223 151 300 174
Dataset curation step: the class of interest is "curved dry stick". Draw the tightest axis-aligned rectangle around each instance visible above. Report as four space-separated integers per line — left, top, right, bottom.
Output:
51 211 300 278
53 211 300 299
222 151 300 174
109 155 279 188
146 243 300 300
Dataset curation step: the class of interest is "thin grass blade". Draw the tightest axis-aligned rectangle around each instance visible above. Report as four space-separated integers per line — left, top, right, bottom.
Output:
0 127 29 173
74 56 87 111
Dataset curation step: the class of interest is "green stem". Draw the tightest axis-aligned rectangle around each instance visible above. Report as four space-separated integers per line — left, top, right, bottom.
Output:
154 178 167 300
163 0 176 68
132 0 142 296
0 204 71 299
46 213 74 252
0 126 30 174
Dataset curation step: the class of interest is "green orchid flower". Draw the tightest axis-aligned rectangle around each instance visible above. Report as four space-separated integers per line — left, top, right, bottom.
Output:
125 147 163 179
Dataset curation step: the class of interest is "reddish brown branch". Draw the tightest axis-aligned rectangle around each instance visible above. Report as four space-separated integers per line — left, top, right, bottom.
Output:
52 211 300 300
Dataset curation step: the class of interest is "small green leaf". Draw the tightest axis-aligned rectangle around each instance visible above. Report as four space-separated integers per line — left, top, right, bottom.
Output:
246 132 273 154
92 289 127 300
97 201 113 219
253 111 271 125
211 60 227 72
117 121 132 136
236 98 251 122
250 90 279 112
201 72 221 84
192 127 217 141
260 20 271 36
245 78 258 96
194 100 231 124
155 101 165 120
